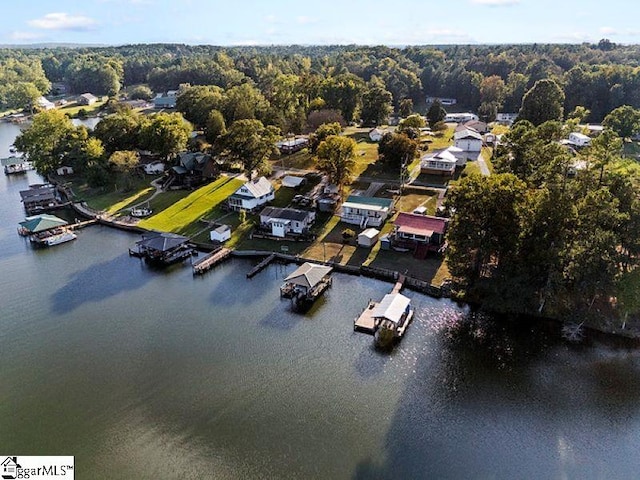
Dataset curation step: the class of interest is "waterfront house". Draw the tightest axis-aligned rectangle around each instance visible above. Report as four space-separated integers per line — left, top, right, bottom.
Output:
420 149 457 176
259 206 315 238
77 93 98 105
210 224 231 243
167 152 216 188
391 212 448 258
227 176 275 212
276 137 309 154
340 195 393 228
19 184 59 214
36 96 55 111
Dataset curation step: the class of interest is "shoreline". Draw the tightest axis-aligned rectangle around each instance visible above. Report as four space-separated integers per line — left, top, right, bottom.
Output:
60 183 640 343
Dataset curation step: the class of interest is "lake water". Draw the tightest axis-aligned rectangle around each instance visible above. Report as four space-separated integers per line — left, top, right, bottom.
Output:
2 123 640 479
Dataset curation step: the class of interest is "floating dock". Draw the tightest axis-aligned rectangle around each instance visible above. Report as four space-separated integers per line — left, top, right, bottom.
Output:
247 253 276 278
192 247 231 275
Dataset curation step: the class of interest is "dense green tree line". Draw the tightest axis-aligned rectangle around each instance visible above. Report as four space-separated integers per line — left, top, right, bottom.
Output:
446 122 640 323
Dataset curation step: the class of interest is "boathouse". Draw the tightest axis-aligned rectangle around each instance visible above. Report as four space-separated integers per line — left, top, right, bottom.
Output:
372 293 413 334
2 156 31 174
19 184 59 214
130 232 193 266
18 214 76 246
281 262 332 312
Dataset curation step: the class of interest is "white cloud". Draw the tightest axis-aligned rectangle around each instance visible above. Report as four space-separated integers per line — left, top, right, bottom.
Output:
297 16 318 25
28 13 98 31
470 0 520 5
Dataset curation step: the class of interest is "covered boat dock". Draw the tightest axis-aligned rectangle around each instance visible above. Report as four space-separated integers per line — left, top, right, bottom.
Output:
129 232 194 266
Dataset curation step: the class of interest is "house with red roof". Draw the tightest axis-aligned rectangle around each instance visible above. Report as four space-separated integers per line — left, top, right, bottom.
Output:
391 212 448 258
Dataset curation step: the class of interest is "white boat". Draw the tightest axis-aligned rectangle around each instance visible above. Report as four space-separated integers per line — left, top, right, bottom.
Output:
130 205 152 217
30 228 77 247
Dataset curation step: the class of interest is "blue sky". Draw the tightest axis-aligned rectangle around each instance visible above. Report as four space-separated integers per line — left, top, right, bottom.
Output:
3 0 640 46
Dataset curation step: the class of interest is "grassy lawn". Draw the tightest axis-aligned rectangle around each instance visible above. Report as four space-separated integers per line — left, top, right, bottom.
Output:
491 124 510 135
70 175 155 211
138 176 243 233
106 187 155 215
481 146 495 173
272 149 315 170
462 161 481 176
426 126 455 151
394 192 438 215
59 100 106 118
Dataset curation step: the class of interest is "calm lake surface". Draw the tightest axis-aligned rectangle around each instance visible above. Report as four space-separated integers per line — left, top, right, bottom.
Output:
2 123 640 479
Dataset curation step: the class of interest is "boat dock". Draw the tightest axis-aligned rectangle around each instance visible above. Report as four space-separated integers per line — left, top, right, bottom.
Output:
354 300 377 333
192 247 232 275
354 275 406 334
247 253 276 278
68 219 97 230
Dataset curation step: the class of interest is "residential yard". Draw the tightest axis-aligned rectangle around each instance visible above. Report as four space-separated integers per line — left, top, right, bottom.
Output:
59 100 107 118
70 174 156 211
138 176 244 233
272 149 315 170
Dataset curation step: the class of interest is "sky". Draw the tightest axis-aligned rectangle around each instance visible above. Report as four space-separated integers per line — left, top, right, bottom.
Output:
2 0 640 46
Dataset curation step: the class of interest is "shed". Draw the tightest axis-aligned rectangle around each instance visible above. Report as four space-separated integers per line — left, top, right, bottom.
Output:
380 234 391 250
357 228 380 248
281 175 306 188
210 224 231 243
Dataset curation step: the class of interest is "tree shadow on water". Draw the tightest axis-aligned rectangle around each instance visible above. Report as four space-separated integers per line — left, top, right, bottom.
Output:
51 253 152 314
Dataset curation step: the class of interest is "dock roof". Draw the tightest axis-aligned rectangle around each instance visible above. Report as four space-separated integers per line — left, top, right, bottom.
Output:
284 262 332 289
19 185 56 202
136 232 189 252
372 293 411 324
19 214 68 233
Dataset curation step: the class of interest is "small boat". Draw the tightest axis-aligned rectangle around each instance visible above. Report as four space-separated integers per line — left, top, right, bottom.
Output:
130 204 152 217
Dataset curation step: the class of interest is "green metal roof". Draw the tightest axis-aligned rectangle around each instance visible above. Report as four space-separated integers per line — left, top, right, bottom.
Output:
344 195 393 208
19 214 68 233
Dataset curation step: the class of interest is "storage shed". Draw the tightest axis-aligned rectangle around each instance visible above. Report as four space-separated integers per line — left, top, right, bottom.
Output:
357 228 380 248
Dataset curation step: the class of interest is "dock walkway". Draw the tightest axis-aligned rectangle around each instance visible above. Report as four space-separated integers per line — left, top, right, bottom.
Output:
247 253 276 278
192 247 231 275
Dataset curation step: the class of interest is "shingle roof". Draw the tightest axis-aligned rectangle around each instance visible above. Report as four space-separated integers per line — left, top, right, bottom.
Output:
285 262 332 289
136 232 189 252
261 206 311 222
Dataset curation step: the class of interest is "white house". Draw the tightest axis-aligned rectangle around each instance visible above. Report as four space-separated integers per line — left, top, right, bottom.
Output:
36 96 55 110
496 113 518 125
568 132 591 147
340 196 394 228
454 128 483 154
444 112 478 123
143 161 165 175
259 206 315 238
357 228 380 248
368 128 388 142
420 149 457 176
78 93 98 105
228 176 275 212
210 224 231 243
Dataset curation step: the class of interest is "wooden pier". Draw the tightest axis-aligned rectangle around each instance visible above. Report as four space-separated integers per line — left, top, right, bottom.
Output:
246 253 276 278
192 247 231 275
354 300 378 334
68 219 97 230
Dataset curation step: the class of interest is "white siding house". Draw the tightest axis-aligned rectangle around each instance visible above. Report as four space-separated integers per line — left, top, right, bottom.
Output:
368 128 388 142
228 176 275 212
568 132 591 147
454 128 483 154
420 149 457 176
259 207 315 238
340 196 393 228
444 112 478 123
